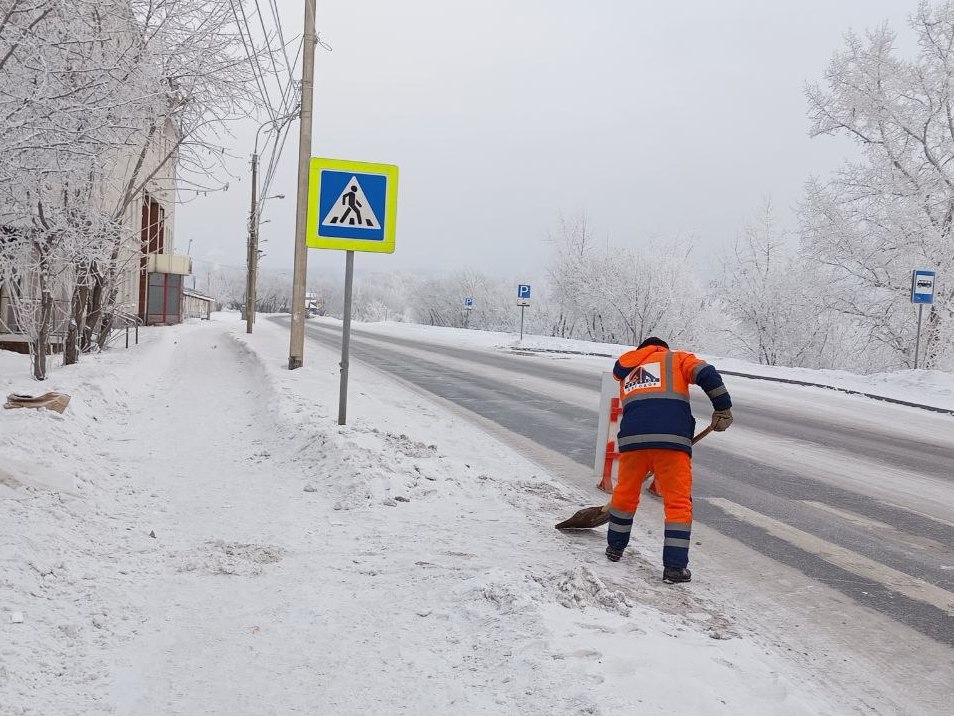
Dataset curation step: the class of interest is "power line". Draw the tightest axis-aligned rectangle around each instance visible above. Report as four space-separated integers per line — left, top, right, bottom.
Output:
259 87 300 202
252 0 292 114
227 0 277 120
257 34 305 212
267 0 295 85
228 0 301 201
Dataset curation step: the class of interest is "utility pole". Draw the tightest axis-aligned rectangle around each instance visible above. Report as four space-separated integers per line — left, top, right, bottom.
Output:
288 0 317 370
245 152 258 334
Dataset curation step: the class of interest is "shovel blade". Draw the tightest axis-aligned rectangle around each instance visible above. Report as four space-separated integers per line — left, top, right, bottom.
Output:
555 505 609 530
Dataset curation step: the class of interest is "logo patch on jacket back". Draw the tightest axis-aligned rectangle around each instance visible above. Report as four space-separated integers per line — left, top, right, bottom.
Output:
623 362 662 392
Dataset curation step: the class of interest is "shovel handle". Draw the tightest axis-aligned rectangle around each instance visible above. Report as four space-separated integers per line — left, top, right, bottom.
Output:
691 425 713 445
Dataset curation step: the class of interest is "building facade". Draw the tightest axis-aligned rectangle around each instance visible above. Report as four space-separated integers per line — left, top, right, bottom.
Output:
0 117 192 351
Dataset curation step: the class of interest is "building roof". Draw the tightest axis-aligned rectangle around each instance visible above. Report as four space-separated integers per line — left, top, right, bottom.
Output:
183 289 215 302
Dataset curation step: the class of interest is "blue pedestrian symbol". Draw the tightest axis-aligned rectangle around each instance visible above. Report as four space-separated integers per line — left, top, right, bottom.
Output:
318 170 388 241
517 284 531 299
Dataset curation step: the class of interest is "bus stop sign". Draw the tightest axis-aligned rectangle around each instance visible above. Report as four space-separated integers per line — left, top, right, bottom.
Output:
911 270 936 304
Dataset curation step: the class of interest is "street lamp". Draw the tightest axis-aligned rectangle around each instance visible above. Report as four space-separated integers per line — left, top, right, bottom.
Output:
246 190 286 333
247 111 297 334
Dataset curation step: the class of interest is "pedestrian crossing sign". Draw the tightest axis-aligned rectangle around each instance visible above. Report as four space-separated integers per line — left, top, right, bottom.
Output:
306 157 398 253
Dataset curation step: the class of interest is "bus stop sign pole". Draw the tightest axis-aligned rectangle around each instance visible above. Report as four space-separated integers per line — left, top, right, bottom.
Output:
911 269 936 369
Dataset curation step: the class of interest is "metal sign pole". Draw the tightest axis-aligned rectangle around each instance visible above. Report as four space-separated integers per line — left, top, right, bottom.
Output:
305 157 398 427
910 269 937 369
520 305 525 341
914 303 924 370
464 310 469 329
338 250 355 425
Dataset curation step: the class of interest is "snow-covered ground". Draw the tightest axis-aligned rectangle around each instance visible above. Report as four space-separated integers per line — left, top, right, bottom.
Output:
0 315 944 714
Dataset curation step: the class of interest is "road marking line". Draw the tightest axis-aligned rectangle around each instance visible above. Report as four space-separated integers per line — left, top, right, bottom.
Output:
707 497 954 617
877 502 954 531
801 501 954 555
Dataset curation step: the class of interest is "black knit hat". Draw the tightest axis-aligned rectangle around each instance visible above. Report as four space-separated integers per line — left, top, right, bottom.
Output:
637 336 669 350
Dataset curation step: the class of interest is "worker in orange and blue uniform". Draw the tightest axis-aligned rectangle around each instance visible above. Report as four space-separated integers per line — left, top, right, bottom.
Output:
605 337 733 583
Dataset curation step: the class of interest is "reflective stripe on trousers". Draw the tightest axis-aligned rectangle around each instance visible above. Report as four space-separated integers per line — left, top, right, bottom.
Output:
608 449 693 566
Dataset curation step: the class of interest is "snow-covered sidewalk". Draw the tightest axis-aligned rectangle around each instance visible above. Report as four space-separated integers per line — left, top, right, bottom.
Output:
2 317 849 714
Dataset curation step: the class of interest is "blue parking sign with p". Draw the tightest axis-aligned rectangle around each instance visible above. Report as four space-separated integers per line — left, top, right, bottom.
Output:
517 284 531 299
464 297 474 307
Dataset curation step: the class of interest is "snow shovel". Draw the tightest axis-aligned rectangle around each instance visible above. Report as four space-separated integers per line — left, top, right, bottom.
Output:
554 426 713 530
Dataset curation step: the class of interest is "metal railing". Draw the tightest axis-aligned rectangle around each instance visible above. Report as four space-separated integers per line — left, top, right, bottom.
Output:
104 309 143 349
1 298 144 353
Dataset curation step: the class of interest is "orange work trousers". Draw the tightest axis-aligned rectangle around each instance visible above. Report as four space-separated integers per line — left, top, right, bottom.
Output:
610 449 693 525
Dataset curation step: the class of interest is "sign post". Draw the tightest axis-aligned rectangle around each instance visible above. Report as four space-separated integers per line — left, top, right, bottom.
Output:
911 269 936 369
463 297 473 329
516 284 531 341
306 157 399 424
339 251 355 424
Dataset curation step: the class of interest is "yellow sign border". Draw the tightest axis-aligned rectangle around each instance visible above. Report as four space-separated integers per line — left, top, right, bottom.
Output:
306 157 398 253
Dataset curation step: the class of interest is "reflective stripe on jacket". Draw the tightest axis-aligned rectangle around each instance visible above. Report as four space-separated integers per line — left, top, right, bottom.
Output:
613 345 731 455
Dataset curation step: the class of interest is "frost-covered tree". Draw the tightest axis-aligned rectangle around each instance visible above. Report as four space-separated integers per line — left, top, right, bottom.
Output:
200 264 246 311
715 200 837 367
400 271 520 331
547 214 705 348
0 1 149 376
546 214 597 339
255 269 291 314
803 1 954 369
0 0 262 378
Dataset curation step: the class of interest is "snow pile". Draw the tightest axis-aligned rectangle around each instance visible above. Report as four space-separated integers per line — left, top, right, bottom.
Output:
0 317 848 714
176 540 285 577
535 566 634 616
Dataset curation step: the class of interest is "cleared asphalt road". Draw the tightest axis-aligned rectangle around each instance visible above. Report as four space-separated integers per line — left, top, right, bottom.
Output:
283 317 954 650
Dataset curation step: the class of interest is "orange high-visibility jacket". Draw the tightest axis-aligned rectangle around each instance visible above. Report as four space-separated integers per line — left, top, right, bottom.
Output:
613 345 731 455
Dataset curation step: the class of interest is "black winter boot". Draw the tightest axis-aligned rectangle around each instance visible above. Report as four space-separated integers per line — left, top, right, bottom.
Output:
663 566 691 583
605 546 624 562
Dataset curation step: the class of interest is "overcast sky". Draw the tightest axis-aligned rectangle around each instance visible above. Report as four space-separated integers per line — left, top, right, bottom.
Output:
178 0 913 282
